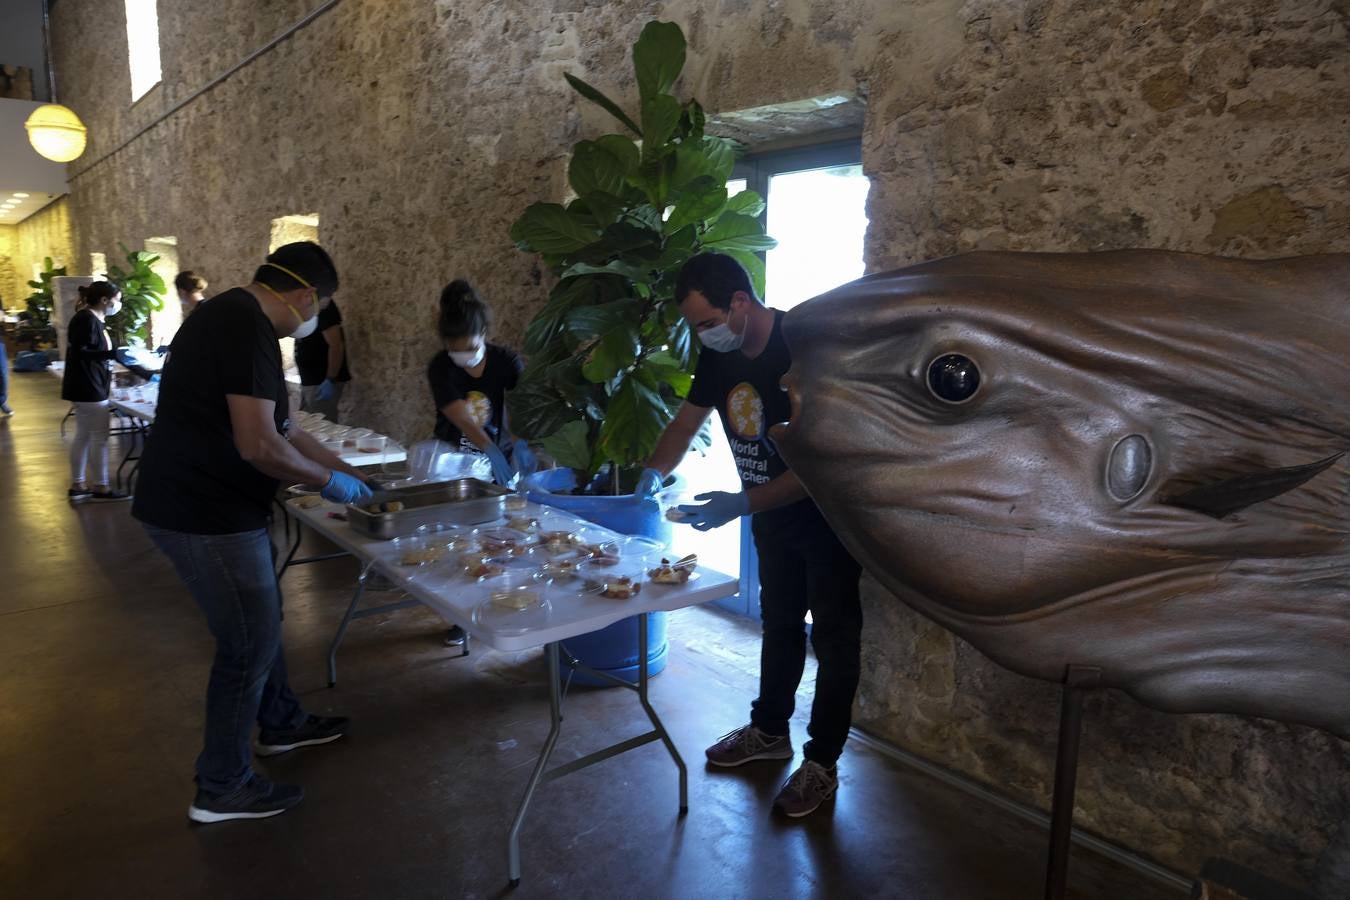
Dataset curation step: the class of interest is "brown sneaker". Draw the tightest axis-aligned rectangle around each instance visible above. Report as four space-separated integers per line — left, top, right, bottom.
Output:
773 761 838 818
705 724 793 767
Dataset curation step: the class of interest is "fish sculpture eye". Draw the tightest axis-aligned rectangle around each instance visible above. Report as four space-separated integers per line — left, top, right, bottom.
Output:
1107 434 1152 501
926 353 981 404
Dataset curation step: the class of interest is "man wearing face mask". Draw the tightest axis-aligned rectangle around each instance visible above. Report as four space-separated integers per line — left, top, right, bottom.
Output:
637 252 862 819
133 241 372 824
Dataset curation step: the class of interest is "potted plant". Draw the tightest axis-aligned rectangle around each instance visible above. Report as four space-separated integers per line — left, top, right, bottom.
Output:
507 20 774 681
19 256 65 351
106 242 166 349
509 19 774 498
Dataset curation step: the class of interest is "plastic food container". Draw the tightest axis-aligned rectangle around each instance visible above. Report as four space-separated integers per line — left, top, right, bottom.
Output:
391 533 448 567
356 434 387 455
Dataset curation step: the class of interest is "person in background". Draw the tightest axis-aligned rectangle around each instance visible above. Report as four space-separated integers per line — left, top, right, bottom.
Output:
636 252 863 819
296 292 351 422
61 281 154 502
175 271 208 319
1 334 12 417
133 242 371 824
427 279 535 486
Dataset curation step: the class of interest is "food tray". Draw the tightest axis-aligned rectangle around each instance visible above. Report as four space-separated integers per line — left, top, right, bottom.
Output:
346 478 509 540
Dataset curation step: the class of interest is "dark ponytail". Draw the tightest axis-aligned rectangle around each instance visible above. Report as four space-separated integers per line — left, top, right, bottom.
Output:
437 279 491 340
77 280 119 310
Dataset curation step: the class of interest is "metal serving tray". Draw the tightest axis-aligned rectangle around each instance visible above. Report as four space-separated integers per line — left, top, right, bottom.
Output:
346 478 509 540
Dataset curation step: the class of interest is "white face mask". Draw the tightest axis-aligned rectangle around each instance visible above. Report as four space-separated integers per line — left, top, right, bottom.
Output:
291 311 319 340
698 307 745 353
105 298 123 317
448 345 485 369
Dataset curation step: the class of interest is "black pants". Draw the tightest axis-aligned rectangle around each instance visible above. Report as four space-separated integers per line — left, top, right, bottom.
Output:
749 508 863 767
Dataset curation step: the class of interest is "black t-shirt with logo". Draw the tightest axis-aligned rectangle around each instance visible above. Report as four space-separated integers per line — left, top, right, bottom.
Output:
427 343 522 456
295 299 351 386
687 308 819 529
132 288 290 534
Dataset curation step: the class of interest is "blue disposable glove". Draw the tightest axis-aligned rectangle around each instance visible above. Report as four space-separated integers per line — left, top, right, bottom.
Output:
484 444 515 486
513 442 538 478
315 378 337 402
634 467 664 500
677 491 749 532
154 344 170 356
149 374 161 384
321 470 373 504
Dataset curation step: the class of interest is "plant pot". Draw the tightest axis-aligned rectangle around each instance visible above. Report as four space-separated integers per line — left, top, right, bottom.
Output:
523 467 676 686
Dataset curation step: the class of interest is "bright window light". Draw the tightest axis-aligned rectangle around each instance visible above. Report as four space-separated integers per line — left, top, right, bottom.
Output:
764 164 870 310
125 0 163 101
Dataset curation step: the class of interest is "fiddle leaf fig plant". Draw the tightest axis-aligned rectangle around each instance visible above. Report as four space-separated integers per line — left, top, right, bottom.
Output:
22 256 65 346
107 242 166 347
508 20 775 492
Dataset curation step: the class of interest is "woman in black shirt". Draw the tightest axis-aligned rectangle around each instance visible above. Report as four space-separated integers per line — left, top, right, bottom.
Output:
426 280 534 485
62 281 151 502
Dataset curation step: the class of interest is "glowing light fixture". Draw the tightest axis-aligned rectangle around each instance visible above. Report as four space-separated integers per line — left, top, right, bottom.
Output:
13 192 30 198
25 104 88 163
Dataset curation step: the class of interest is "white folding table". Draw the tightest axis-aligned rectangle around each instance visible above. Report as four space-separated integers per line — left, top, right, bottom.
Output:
280 497 737 886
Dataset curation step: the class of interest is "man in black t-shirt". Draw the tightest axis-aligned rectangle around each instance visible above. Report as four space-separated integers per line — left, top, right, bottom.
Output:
133 242 373 824
296 296 351 421
638 253 862 819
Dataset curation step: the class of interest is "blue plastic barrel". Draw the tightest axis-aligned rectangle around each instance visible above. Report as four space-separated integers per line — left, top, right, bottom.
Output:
524 468 672 686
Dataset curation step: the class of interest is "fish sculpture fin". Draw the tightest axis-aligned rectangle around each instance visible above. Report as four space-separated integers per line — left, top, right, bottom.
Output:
1163 452 1345 519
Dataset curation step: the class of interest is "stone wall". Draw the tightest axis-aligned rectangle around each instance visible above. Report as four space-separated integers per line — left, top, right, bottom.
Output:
0 225 20 307
15 198 76 280
45 0 1350 887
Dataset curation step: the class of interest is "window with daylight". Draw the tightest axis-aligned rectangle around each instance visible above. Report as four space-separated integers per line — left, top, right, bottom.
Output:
124 0 163 101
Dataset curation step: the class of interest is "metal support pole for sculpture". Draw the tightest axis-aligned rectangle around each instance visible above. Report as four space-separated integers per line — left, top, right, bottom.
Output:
1044 665 1101 900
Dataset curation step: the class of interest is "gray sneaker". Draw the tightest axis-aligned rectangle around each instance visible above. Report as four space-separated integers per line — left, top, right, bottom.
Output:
773 760 838 818
705 724 793 767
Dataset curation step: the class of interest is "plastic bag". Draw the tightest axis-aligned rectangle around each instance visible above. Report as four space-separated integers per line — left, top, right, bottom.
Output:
407 439 493 483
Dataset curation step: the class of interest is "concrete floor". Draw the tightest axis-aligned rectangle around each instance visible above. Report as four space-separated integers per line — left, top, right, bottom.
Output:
0 370 1182 900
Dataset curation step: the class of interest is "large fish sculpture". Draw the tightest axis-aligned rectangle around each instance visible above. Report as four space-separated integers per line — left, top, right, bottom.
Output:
773 250 1350 739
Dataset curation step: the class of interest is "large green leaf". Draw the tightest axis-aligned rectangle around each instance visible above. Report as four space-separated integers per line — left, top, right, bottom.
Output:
540 419 592 471
723 248 768 298
569 140 630 198
564 298 643 343
702 212 778 252
639 350 693 397
511 202 602 254
632 21 686 99
665 180 726 233
640 95 682 154
559 260 650 284
670 137 736 192
507 377 584 441
595 134 640 175
725 189 766 217
581 324 641 384
523 276 615 355
564 73 640 135
597 375 670 468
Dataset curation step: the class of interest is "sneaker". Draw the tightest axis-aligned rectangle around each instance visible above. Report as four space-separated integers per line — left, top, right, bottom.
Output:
773 761 839 818
67 487 93 502
188 774 303 824
705 724 794 767
86 489 132 503
256 714 348 757
444 625 467 647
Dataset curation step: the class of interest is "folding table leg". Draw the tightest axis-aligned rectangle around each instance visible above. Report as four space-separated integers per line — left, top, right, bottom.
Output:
636 613 688 813
507 642 563 888
327 561 374 687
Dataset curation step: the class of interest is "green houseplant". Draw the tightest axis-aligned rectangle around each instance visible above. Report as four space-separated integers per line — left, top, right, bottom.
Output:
508 20 775 494
20 256 66 348
107 242 166 347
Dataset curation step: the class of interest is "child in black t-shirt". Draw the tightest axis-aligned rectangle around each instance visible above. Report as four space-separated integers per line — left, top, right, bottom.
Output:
426 280 535 485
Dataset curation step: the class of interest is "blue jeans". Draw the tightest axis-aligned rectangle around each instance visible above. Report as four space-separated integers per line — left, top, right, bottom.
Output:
144 524 306 794
0 339 9 411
